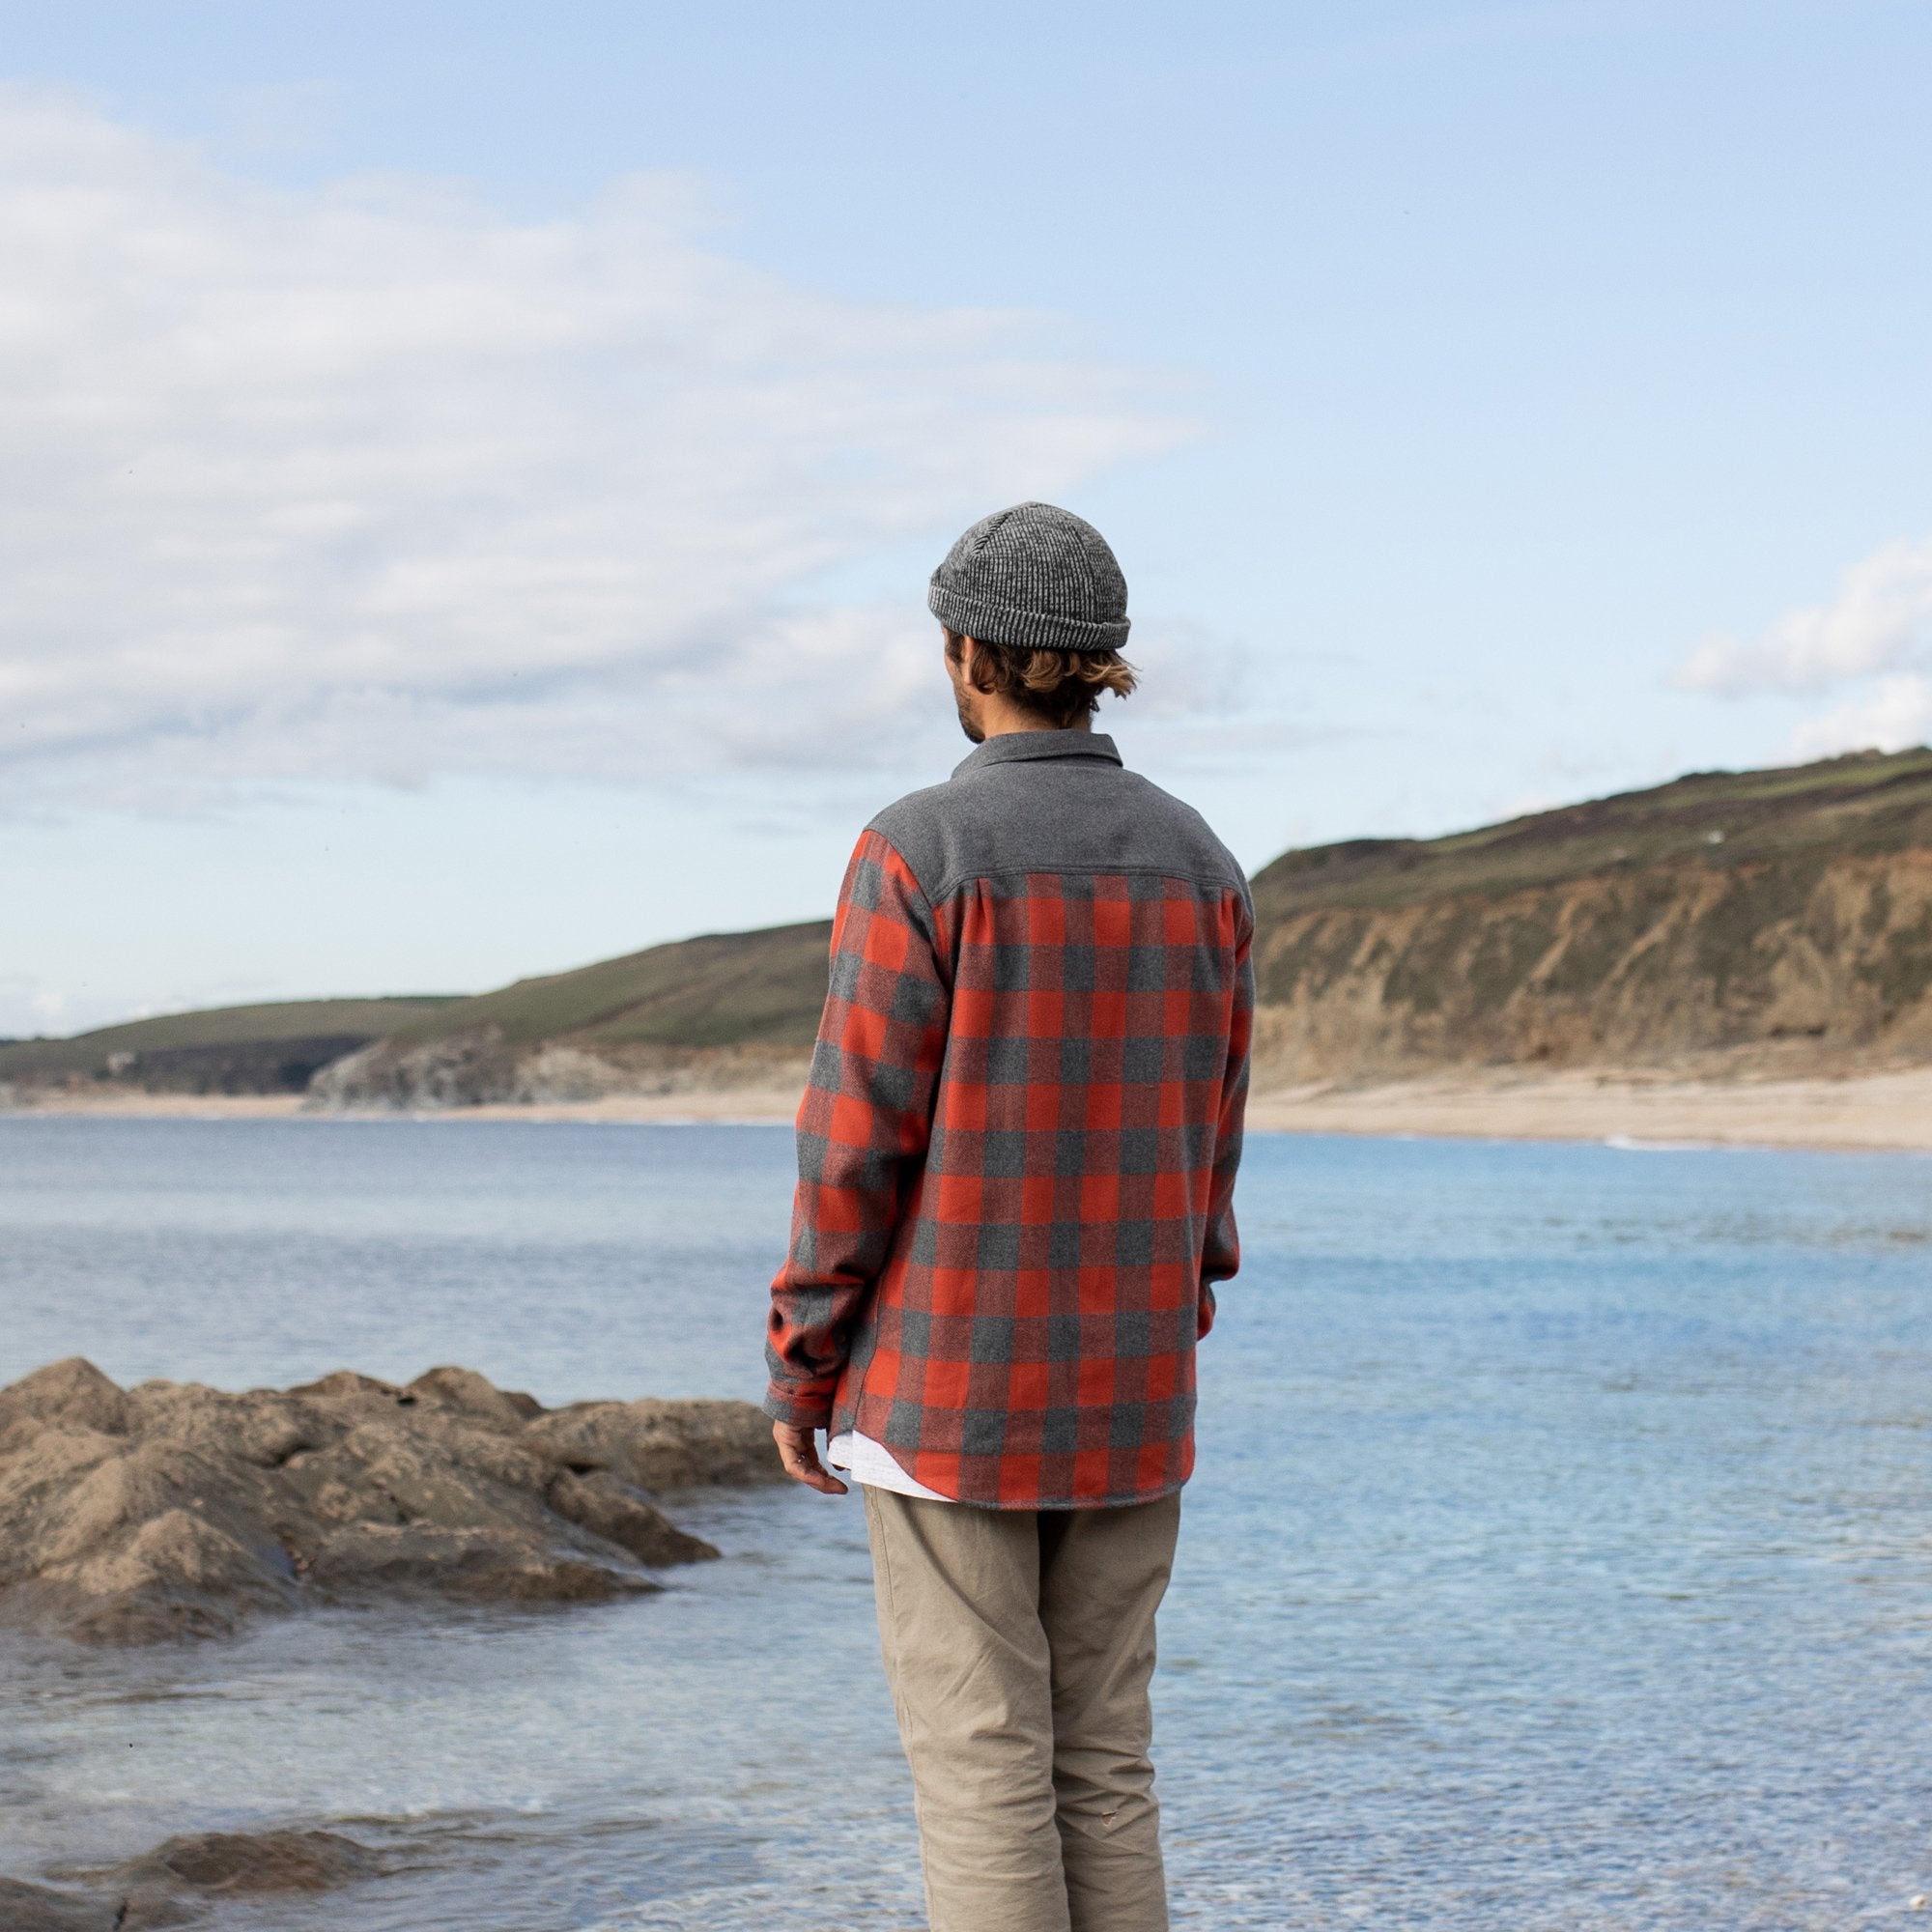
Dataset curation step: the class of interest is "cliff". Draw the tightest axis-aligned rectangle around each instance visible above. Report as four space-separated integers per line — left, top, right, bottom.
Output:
1249 746 1932 1081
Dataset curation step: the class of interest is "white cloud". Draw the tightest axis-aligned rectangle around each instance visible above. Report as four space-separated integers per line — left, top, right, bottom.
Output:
1674 536 1932 693
0 971 287 1040
1671 535 1932 762
1789 672 1932 761
0 90 1192 811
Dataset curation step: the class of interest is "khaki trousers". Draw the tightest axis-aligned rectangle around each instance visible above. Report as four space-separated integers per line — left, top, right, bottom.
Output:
863 1486 1180 1932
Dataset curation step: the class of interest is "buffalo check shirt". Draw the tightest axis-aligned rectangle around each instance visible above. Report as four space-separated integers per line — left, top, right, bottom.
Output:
764 729 1254 1510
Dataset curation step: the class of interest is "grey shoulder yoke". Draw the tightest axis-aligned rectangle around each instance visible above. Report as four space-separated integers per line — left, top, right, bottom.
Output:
867 747 1248 913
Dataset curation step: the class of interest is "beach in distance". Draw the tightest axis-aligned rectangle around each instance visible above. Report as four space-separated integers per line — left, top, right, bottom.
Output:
14 1061 1932 1152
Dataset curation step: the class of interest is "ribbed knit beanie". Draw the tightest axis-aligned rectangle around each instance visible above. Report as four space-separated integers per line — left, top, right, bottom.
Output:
927 502 1130 654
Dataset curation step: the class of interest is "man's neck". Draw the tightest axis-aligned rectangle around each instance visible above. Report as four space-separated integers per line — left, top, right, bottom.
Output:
976 699 1092 739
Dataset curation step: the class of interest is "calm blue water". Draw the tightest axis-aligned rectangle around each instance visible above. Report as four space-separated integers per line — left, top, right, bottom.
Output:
3 1117 1930 1930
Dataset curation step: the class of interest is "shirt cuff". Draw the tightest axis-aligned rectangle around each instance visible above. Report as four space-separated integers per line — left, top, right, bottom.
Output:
763 1383 835 1430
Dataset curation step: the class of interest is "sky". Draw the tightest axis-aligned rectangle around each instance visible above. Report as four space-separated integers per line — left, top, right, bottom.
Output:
5 0 1932 1036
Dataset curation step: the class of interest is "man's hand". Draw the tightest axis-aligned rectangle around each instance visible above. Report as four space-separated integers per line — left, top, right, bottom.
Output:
773 1422 848 1495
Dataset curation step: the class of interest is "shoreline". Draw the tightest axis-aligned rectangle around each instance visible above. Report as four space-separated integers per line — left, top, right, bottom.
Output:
0 1091 807 1126
1240 1065 1932 1153
7 1065 1932 1151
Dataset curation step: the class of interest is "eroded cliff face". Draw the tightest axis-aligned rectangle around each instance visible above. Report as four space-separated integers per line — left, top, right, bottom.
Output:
1253 848 1932 1081
308 1033 811 1110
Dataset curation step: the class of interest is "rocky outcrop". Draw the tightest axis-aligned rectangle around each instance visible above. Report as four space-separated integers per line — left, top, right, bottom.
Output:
308 1031 812 1110
7 1827 382 1929
0 1358 781 1644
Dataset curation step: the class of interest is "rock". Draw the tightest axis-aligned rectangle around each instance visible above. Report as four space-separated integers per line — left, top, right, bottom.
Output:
408 1364 535 1432
548 1469 720 1566
284 1369 404 1399
306 1028 523 1110
0 1425 298 1642
111 1900 200 1932
0 1876 119 1932
0 1359 775 1643
527 1397 784 1491
130 1382 330 1470
0 1357 132 1437
305 1521 658 1603
118 1828 380 1895
65 1506 296 1644
21 1826 385 1930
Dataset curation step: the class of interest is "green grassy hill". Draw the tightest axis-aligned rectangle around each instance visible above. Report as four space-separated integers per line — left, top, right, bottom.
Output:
0 997 460 1095
1252 747 1932 916
381 920 834 1055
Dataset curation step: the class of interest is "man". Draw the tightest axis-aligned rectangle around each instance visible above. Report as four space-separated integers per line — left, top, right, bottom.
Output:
764 501 1253 1932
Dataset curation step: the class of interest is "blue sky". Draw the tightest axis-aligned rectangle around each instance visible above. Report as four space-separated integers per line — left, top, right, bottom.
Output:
6 1 1932 1033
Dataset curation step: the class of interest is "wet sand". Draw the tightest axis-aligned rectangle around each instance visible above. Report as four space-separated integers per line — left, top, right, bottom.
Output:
10 1066 1931 1151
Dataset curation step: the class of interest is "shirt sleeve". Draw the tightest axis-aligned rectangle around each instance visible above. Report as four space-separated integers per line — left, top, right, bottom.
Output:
764 829 951 1429
1196 896 1254 1339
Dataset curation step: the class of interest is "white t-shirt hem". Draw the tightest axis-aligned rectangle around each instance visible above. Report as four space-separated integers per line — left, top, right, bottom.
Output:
826 1429 953 1502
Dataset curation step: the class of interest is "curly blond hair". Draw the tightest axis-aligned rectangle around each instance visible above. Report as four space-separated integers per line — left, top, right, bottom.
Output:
945 630 1137 729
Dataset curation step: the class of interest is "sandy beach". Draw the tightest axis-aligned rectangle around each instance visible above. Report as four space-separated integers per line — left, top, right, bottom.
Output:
1241 1065 1932 1152
0 1087 811 1125
8 1065 1930 1151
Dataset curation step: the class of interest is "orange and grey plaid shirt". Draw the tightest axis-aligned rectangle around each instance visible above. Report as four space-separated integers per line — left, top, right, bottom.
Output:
765 731 1252 1509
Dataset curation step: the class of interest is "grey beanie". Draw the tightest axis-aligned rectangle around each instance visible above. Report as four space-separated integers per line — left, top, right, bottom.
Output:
927 501 1130 654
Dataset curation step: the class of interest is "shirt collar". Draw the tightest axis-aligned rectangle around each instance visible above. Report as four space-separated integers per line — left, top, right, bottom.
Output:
952 731 1123 779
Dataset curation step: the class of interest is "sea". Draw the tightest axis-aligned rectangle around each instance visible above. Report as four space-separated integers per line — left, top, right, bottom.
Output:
2 1115 1929 1930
